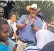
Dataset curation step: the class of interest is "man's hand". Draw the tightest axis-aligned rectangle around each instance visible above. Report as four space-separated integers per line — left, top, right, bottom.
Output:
30 19 39 32
24 18 28 26
30 19 35 27
17 18 28 29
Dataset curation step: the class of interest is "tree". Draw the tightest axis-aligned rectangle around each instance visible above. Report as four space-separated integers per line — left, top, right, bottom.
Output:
12 1 54 23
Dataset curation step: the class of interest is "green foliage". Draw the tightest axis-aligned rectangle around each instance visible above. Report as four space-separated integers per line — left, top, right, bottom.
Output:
12 1 54 22
12 1 54 32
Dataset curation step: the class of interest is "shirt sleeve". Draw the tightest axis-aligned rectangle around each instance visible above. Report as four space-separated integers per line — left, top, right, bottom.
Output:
17 15 26 24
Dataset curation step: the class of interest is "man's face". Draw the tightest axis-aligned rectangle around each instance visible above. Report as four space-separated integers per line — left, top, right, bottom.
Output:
29 8 38 17
0 24 9 39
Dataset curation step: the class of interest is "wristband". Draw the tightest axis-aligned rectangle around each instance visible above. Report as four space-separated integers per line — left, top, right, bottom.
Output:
31 24 34 27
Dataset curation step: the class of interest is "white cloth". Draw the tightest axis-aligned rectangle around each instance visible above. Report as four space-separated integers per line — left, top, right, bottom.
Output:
7 20 17 33
36 29 54 49
25 29 54 51
25 46 40 51
42 20 47 29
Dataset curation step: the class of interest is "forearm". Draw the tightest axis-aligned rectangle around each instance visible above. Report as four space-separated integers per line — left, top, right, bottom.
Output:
32 26 40 32
17 24 26 29
13 32 17 38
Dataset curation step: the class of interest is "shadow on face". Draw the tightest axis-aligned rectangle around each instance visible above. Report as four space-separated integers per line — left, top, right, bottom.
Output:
29 8 38 17
0 18 9 42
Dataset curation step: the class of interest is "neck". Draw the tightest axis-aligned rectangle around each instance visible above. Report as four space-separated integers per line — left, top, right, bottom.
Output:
10 19 14 23
29 15 35 19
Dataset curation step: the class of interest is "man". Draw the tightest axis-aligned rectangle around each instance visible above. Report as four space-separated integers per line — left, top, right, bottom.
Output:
25 30 54 51
17 3 42 51
0 7 16 51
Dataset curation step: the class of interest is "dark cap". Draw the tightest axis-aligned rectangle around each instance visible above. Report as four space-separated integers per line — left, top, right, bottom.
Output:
38 12 44 17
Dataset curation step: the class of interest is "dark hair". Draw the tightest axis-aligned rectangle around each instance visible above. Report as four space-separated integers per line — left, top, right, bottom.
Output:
40 41 54 51
8 12 14 19
37 12 44 21
0 18 8 33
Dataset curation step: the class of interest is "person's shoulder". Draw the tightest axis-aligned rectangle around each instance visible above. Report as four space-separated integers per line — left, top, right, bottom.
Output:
7 19 11 24
0 18 8 24
20 14 29 20
0 17 7 20
21 15 28 18
0 43 9 51
36 16 41 19
36 16 42 21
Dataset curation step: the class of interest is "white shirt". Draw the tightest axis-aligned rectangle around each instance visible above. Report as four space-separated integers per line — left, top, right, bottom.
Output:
7 20 17 33
25 30 54 51
36 29 54 49
42 20 47 29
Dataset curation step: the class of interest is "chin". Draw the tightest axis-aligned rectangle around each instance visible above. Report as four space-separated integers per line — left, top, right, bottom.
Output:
32 14 36 17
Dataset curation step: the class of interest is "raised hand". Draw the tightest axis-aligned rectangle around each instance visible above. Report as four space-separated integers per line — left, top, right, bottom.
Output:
30 19 35 27
24 18 28 26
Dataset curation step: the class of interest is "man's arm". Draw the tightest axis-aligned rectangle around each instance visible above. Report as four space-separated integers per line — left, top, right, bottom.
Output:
17 24 26 29
31 18 42 32
33 26 39 32
17 17 28 29
31 23 39 32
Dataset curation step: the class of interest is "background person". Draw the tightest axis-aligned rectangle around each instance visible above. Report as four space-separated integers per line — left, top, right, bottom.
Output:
0 18 9 51
7 13 17 42
37 12 47 29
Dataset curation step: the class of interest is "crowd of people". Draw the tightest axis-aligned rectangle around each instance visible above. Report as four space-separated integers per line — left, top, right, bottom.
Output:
0 3 54 51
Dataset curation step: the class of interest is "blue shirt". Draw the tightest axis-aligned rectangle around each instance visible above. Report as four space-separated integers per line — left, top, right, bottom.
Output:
17 15 42 42
0 43 9 51
8 38 16 51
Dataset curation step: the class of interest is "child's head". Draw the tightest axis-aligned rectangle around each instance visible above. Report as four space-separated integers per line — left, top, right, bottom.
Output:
9 13 16 22
0 18 9 42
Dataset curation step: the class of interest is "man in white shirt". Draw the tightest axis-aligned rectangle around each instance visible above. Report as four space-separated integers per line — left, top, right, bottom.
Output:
25 29 54 51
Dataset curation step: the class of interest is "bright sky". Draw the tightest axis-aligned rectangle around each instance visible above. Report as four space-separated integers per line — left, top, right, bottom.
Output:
51 0 54 3
42 0 54 3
